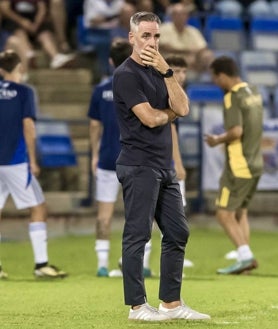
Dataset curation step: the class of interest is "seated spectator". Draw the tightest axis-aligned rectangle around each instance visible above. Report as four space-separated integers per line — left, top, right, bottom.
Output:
151 0 196 21
110 2 136 40
64 0 84 49
83 0 125 77
0 0 75 75
83 0 124 29
159 2 214 81
125 0 153 12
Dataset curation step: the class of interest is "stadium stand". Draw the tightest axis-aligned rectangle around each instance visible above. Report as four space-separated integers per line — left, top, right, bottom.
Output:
204 14 246 51
250 16 278 51
239 50 278 88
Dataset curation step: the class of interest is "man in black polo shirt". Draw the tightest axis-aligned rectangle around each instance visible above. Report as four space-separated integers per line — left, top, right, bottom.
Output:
113 11 210 322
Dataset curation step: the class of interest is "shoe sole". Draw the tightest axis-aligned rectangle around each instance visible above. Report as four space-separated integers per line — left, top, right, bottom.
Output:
128 318 171 322
34 273 67 279
218 260 258 275
53 58 76 69
234 260 258 275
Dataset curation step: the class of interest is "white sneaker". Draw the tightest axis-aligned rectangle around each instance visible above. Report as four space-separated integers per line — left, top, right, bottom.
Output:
183 258 194 268
0 267 8 279
159 300 211 320
50 53 75 69
225 250 238 260
128 303 170 321
109 269 123 277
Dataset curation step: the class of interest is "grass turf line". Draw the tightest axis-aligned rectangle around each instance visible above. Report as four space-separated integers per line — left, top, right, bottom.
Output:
0 227 277 329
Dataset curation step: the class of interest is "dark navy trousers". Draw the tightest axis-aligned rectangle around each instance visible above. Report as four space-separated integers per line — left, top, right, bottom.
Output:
116 165 190 306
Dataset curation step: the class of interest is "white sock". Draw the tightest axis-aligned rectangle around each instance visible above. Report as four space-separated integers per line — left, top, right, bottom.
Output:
237 244 253 261
143 240 152 269
95 239 110 269
29 222 48 265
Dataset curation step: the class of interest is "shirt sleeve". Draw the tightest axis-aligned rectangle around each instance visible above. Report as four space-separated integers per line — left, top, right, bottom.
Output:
114 71 148 110
87 86 101 120
225 92 243 130
22 86 36 120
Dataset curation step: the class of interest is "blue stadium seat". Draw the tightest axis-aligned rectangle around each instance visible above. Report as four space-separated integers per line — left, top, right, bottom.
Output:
186 83 224 120
257 85 273 119
240 50 278 88
250 17 278 51
36 121 77 168
178 83 224 168
204 15 246 51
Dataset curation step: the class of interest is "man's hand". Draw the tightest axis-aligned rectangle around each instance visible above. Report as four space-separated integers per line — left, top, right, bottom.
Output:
20 18 36 34
204 134 220 147
30 160 40 177
140 46 169 75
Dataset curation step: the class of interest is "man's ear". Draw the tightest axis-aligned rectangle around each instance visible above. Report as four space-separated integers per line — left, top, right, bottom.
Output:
129 31 134 45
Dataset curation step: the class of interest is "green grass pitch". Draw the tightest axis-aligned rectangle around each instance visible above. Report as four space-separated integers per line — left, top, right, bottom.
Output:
0 225 277 329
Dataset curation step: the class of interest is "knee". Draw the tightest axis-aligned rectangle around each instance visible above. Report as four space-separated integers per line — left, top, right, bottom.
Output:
30 202 47 222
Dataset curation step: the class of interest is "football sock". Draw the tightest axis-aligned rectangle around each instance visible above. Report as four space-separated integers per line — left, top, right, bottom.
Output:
143 240 152 269
29 222 48 265
95 239 110 269
237 244 253 261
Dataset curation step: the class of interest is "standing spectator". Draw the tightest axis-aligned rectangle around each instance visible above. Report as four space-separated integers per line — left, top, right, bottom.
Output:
0 50 67 279
0 0 75 75
113 11 210 321
205 56 263 275
159 2 214 81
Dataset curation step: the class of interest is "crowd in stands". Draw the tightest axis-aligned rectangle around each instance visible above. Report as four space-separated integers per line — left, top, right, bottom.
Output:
1 0 278 111
1 0 278 195
1 1 278 78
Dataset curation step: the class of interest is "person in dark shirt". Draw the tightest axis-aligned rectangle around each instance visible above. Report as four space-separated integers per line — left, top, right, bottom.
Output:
113 11 210 322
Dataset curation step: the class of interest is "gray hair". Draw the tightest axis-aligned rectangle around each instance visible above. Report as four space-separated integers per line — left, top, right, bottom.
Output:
130 12 161 32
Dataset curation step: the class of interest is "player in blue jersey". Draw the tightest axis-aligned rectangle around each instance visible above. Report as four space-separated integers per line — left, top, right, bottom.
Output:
0 50 67 279
88 38 153 277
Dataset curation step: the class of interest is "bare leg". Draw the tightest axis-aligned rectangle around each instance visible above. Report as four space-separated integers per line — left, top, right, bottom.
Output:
6 31 34 75
49 0 70 52
216 208 247 247
37 30 59 59
30 203 47 222
236 208 250 244
95 201 115 272
96 202 114 240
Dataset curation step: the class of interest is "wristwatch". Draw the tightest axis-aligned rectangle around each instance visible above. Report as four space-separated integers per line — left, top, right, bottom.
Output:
161 68 174 78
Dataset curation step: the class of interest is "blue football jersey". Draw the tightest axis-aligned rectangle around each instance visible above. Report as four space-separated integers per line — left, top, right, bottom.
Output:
87 76 120 171
0 80 36 165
